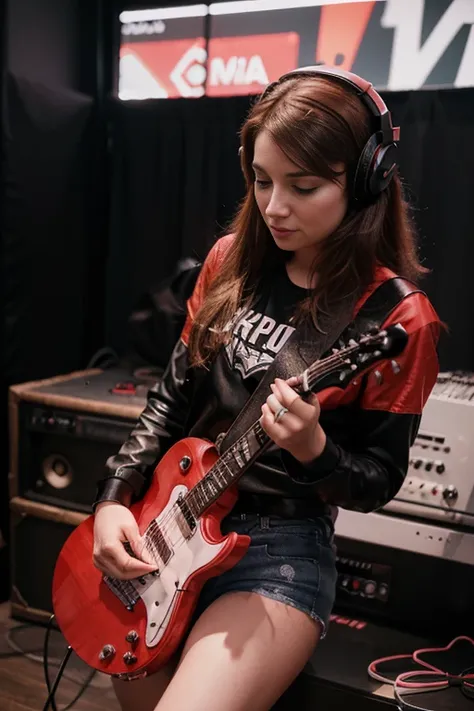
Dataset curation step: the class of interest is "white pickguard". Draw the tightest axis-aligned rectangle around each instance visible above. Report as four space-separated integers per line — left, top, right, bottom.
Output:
131 485 226 647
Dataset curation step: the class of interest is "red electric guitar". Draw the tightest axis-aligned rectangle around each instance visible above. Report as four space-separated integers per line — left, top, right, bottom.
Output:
52 324 407 680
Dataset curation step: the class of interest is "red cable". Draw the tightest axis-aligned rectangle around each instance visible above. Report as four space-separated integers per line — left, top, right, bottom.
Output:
368 636 474 709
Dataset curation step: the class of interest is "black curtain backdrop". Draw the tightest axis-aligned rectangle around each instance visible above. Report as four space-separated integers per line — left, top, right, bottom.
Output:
0 0 113 603
1 73 101 384
105 96 248 354
386 87 474 372
0 0 8 603
106 88 474 372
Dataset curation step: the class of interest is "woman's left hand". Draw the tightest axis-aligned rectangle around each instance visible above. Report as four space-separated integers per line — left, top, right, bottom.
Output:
260 377 327 463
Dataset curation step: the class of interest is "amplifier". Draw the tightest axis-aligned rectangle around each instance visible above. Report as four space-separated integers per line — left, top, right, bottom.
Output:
385 371 474 527
333 509 474 636
9 497 87 624
9 369 149 513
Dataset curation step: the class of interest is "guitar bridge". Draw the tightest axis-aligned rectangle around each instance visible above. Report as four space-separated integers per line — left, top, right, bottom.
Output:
103 576 140 611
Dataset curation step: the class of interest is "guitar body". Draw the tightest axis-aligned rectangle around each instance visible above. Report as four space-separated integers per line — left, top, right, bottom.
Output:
52 437 251 679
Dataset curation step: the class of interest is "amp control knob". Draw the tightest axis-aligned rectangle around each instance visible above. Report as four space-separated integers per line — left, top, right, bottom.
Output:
435 461 445 474
364 580 377 596
442 485 458 502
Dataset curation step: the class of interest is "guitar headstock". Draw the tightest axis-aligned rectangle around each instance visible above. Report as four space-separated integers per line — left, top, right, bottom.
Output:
300 324 408 392
357 323 408 359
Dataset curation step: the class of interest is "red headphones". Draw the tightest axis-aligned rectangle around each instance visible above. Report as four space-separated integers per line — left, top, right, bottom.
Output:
259 65 400 203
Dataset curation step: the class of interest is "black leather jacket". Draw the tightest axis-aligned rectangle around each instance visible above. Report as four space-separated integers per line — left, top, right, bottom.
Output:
94 237 440 518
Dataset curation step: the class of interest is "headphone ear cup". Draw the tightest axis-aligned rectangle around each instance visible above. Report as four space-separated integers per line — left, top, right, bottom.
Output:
369 142 398 195
352 133 380 202
353 134 398 202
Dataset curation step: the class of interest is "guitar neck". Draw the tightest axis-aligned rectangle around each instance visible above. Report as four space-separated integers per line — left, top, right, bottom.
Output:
184 350 351 518
185 421 272 518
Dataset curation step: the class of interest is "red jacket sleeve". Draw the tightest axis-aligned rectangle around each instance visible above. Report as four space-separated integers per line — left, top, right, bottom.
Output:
181 234 234 346
360 292 440 415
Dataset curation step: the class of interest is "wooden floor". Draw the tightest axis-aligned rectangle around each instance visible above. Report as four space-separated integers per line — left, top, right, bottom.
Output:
0 602 120 711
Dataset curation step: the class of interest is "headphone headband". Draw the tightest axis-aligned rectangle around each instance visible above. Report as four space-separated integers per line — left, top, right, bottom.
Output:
261 65 399 146
258 64 400 203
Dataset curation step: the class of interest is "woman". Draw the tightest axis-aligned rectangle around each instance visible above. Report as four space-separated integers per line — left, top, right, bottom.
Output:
93 66 440 711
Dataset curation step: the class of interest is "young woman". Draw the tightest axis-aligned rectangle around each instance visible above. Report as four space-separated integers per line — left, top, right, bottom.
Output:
92 66 440 711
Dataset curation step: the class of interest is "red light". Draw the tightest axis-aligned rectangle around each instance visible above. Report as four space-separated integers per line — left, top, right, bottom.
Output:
352 579 360 590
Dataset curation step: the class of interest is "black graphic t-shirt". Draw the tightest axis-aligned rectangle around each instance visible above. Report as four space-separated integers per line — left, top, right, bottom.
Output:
185 262 312 497
223 263 307 390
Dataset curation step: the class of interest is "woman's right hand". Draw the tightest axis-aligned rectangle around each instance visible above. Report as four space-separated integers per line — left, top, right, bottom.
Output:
93 502 157 580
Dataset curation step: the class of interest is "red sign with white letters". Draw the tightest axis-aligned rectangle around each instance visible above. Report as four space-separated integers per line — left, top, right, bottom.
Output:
121 32 299 99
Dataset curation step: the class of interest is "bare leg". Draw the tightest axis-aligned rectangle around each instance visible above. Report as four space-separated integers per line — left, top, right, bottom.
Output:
111 657 177 711
155 591 321 711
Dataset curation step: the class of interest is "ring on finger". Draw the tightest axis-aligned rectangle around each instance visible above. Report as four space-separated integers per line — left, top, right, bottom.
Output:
274 406 288 423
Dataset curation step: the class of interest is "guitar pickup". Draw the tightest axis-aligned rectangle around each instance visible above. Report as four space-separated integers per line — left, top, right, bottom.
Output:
176 497 197 538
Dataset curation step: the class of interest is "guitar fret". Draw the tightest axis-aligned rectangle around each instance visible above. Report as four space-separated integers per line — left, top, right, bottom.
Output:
220 456 235 484
206 476 218 497
214 464 227 488
196 486 205 509
202 478 213 501
233 439 250 468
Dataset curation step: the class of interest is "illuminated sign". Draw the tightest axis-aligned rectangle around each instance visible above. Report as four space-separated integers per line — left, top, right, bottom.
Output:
119 0 474 99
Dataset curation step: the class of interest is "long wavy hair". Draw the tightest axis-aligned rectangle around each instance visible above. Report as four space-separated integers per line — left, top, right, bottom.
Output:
188 74 426 367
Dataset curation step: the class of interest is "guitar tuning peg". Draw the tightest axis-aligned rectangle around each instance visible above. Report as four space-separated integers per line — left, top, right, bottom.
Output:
349 339 358 347
332 348 339 354
391 360 401 374
373 370 383 385
350 364 357 371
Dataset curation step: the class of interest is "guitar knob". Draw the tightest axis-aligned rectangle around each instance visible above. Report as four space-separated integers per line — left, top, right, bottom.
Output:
179 456 192 472
126 630 139 644
123 652 138 665
99 644 116 661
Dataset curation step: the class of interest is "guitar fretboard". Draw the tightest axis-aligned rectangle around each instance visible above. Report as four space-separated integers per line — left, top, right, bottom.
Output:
186 422 270 517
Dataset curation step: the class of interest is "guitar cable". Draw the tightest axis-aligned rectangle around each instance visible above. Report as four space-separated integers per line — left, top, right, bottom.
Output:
40 614 96 711
368 635 474 710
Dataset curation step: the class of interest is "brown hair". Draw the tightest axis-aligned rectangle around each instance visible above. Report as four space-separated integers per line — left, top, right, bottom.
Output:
188 75 427 367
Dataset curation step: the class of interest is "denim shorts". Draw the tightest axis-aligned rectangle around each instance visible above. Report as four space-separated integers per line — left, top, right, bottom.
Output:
195 513 338 637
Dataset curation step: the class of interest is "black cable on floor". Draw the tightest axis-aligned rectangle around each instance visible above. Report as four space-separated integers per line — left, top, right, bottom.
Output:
43 614 96 711
1 615 97 710
42 645 73 711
